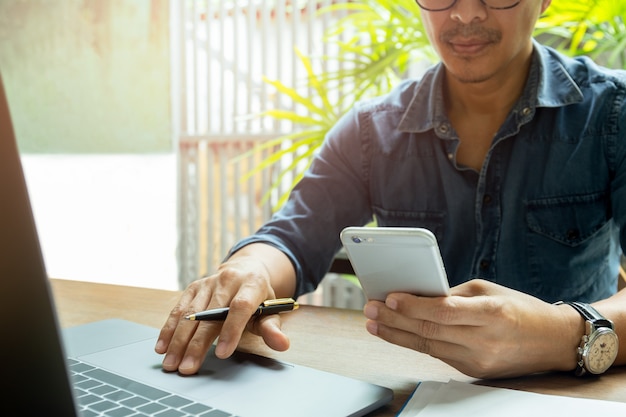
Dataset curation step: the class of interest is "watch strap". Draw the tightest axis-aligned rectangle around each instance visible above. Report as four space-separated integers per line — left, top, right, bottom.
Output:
561 301 614 329
556 300 617 376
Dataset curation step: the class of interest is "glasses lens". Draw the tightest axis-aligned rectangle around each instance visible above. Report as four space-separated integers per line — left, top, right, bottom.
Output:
485 0 521 9
417 0 521 11
416 0 456 11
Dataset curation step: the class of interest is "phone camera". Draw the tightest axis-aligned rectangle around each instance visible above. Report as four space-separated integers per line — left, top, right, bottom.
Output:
352 236 363 244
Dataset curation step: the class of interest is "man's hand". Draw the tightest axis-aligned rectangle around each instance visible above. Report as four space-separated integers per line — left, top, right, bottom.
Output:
154 244 295 375
363 279 583 379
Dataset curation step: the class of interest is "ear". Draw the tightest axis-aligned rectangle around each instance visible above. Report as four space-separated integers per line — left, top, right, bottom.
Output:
540 0 552 14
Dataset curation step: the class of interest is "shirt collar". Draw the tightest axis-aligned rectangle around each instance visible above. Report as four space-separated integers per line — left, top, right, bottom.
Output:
398 39 584 133
533 39 584 108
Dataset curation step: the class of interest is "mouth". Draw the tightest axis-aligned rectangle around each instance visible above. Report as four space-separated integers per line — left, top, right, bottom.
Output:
448 38 492 55
441 24 502 57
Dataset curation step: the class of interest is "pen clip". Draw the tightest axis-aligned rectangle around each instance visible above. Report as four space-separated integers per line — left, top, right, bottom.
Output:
261 297 296 307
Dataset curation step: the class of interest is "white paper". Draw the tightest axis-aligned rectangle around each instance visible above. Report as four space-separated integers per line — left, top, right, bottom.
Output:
396 381 444 416
398 380 626 417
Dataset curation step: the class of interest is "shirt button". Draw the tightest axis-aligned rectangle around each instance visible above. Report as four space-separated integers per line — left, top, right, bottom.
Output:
521 107 532 116
483 194 492 205
437 124 449 134
479 260 490 270
566 229 580 241
448 153 454 160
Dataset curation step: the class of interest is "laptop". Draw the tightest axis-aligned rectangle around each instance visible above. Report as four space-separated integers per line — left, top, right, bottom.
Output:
0 72 393 416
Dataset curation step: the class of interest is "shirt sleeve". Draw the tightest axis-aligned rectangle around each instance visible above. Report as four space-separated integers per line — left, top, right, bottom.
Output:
610 81 626 258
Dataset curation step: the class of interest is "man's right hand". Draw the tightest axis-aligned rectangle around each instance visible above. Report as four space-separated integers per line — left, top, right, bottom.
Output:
154 243 296 375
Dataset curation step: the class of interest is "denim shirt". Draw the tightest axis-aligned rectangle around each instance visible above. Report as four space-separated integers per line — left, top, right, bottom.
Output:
232 41 626 303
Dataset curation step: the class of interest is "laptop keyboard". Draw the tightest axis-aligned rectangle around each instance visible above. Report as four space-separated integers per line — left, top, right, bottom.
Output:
69 358 237 417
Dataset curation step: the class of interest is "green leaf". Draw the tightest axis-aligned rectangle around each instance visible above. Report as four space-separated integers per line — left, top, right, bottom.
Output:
262 77 327 119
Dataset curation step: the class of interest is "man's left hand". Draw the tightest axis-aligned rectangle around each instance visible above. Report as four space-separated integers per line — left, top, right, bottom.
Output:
363 279 582 379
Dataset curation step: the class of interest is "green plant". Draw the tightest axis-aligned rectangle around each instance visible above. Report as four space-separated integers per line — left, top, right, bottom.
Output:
536 0 626 69
316 0 436 98
250 0 626 210
243 0 433 208
239 49 342 209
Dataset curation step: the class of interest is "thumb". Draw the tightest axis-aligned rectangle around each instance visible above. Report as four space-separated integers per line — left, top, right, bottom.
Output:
251 315 291 352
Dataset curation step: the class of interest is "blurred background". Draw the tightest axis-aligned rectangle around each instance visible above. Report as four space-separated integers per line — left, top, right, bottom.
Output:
1 1 623 307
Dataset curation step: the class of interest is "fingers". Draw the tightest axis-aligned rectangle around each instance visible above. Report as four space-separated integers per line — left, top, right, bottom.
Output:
375 293 494 328
364 299 474 355
154 258 288 375
173 321 223 374
364 298 512 379
362 280 569 379
383 279 511 328
365 316 470 362
155 281 205 355
362 282 509 354
156 280 221 374
213 295 266 358
214 285 291 355
161 302 290 375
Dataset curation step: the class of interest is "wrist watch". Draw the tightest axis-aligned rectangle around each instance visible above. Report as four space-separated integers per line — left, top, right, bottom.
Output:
557 301 619 376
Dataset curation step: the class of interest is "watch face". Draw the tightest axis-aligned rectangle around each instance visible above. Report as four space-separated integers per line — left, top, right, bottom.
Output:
583 329 619 374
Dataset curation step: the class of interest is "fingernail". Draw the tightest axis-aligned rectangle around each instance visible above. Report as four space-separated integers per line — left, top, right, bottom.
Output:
386 297 398 310
215 341 228 358
154 339 166 353
162 354 177 369
365 320 378 335
364 303 378 320
179 356 195 371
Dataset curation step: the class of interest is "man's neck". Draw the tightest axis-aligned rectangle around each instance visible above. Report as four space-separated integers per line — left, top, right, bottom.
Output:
443 44 534 171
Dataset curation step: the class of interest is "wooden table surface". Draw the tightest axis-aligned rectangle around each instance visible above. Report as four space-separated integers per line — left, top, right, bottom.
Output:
51 278 626 416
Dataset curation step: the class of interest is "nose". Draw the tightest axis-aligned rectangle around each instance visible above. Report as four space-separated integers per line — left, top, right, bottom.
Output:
449 0 488 25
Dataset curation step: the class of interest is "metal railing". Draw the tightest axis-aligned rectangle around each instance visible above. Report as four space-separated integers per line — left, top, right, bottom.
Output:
172 1 353 295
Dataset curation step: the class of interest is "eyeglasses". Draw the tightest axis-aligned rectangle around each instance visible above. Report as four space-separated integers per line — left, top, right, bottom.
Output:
416 0 521 12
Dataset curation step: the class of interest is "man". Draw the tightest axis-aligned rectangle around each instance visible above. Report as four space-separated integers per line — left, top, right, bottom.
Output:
156 0 626 379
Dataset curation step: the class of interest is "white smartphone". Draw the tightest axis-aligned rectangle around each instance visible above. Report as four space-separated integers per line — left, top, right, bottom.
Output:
340 226 450 301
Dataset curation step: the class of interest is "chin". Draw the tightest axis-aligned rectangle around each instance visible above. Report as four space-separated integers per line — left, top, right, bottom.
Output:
447 64 495 84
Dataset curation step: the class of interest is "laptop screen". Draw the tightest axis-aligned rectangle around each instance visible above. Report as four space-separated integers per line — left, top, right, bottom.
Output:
0 73 78 414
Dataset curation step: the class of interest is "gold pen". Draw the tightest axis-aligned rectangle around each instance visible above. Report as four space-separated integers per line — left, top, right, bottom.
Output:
185 298 299 321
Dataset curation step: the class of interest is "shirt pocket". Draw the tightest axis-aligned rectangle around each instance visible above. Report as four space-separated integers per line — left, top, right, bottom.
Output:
525 191 610 247
523 191 613 301
372 206 446 243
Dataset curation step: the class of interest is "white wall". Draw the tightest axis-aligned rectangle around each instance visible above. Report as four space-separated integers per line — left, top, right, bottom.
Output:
21 154 178 290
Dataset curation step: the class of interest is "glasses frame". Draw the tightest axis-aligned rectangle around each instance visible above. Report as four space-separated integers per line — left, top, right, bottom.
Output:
416 0 521 12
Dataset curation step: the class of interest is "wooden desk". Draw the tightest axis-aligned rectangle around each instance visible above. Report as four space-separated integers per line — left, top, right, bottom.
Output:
51 279 626 416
